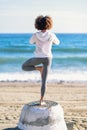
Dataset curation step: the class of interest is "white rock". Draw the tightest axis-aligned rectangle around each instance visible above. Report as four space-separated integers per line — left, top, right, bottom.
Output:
18 100 68 130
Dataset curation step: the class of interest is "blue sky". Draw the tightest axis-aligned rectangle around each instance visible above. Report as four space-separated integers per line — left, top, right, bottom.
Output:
0 0 87 33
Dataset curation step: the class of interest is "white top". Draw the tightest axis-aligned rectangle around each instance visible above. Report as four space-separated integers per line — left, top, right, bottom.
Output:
30 31 60 58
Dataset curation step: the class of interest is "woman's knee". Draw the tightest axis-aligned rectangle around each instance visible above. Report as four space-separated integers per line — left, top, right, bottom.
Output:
22 63 26 71
22 63 35 71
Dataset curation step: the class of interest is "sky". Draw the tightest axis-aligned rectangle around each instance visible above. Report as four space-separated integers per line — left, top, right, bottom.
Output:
0 0 87 33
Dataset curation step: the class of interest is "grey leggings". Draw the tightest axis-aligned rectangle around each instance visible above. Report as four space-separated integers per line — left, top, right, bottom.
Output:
22 57 52 97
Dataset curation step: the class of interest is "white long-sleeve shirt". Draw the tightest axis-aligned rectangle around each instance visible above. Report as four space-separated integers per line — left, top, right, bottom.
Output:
30 31 60 58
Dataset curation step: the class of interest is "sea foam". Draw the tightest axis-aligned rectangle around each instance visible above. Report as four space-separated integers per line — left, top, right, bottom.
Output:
0 70 87 83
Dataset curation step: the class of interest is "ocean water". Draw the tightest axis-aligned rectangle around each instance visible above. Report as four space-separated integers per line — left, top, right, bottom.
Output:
0 33 87 82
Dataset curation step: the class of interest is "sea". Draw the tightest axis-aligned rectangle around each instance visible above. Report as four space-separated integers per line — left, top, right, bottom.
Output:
0 33 87 83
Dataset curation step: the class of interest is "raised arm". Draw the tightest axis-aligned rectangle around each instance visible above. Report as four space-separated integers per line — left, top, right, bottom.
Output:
29 34 36 44
52 33 60 45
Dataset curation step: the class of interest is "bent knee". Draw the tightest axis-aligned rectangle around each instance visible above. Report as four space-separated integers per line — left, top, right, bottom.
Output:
22 64 26 71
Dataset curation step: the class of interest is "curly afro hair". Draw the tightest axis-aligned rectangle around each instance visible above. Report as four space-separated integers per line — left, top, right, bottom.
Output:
34 15 53 30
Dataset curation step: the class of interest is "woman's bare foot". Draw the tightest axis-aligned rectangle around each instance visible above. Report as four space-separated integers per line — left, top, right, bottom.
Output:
35 66 43 77
39 96 46 106
40 101 46 106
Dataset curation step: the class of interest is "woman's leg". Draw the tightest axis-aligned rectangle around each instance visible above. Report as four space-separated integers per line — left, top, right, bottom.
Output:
22 58 43 71
40 57 52 104
22 58 35 71
22 57 52 105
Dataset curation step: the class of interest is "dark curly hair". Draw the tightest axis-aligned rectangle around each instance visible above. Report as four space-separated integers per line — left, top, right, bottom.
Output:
34 15 53 30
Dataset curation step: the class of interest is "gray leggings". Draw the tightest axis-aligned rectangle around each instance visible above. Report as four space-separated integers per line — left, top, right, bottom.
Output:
22 57 52 97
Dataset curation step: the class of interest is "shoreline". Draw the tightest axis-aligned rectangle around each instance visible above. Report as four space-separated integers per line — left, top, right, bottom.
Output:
0 80 87 83
0 70 87 83
0 82 87 130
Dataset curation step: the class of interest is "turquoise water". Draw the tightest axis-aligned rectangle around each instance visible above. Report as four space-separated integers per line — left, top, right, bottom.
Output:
0 33 87 82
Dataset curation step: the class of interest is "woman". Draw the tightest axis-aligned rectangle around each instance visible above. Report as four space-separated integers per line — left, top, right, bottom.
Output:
22 15 60 105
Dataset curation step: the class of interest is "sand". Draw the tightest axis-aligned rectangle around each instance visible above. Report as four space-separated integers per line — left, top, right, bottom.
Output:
0 82 87 130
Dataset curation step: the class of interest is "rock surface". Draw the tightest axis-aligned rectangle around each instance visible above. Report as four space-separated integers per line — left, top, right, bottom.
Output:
18 100 68 130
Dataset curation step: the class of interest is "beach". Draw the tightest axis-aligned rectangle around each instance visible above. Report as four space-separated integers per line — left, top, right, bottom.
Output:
0 82 87 130
0 33 87 130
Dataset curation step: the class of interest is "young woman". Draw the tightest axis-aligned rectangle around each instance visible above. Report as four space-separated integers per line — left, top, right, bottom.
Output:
22 15 60 105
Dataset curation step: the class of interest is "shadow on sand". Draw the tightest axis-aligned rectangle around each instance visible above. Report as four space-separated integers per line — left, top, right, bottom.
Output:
3 127 21 130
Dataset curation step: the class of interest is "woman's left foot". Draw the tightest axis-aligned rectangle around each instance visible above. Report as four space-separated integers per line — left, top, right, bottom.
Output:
40 100 46 106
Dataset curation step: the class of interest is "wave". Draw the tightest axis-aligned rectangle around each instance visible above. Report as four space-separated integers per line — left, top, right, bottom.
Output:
0 47 34 53
0 71 87 82
0 46 87 54
0 57 25 64
53 56 87 63
0 56 87 65
53 47 87 53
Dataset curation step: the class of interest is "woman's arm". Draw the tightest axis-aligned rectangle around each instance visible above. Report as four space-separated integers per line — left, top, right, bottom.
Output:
52 33 60 45
29 34 36 44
